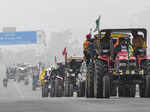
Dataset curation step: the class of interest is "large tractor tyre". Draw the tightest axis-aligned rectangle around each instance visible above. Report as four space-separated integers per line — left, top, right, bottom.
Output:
145 75 150 97
124 88 130 97
80 81 86 97
119 85 130 97
69 84 73 97
77 82 82 97
64 82 69 97
85 80 88 97
58 86 63 97
119 85 135 97
54 79 59 97
55 79 63 97
64 80 69 97
57 80 63 97
139 60 150 97
95 60 107 98
78 81 85 97
43 84 49 97
130 85 136 97
42 87 45 97
50 87 55 97
50 80 55 97
44 87 49 97
143 60 150 75
139 83 145 97
118 86 124 97
103 75 110 98
86 62 94 98
111 84 117 96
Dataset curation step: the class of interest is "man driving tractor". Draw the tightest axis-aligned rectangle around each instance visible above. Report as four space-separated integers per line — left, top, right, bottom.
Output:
114 38 134 59
132 30 146 56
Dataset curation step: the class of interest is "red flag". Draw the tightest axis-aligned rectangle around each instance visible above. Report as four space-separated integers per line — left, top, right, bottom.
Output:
54 56 57 64
62 48 67 56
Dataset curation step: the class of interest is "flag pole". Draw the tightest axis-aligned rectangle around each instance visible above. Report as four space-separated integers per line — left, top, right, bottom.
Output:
98 16 101 33
94 15 101 34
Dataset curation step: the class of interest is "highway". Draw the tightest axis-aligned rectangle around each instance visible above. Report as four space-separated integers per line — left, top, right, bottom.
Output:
0 63 149 112
0 78 150 112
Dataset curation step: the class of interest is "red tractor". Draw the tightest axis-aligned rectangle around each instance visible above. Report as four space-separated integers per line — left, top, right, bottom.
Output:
86 28 150 98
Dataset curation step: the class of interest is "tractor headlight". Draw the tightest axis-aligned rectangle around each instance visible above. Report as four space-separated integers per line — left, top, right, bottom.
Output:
69 69 73 72
119 70 123 75
131 70 135 74
126 70 130 74
139 70 144 75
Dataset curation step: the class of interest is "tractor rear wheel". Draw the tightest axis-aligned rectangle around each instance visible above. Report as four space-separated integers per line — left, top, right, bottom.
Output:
78 81 85 97
145 75 150 97
143 60 150 97
95 60 107 98
103 75 110 98
86 61 94 98
50 80 55 97
139 83 145 97
130 85 136 97
44 84 49 97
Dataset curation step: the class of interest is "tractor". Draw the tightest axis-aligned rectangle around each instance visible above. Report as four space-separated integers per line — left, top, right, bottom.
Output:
50 63 65 97
42 64 65 97
64 56 83 97
77 61 87 97
86 28 150 98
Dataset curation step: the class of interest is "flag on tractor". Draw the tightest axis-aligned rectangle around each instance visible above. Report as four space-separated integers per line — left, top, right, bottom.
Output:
62 47 67 56
94 16 101 32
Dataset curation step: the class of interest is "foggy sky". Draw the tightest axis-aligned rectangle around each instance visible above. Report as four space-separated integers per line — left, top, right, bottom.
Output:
0 0 150 65
0 0 149 37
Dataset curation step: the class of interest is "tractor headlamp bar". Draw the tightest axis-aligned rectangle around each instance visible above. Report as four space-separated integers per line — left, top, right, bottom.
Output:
100 33 130 38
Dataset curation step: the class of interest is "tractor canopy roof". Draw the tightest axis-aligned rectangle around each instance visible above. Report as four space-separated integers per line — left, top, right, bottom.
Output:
100 28 147 41
66 56 83 63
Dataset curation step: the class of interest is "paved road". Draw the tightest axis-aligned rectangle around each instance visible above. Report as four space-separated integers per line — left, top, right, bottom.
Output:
0 80 150 112
0 76 150 112
0 97 150 112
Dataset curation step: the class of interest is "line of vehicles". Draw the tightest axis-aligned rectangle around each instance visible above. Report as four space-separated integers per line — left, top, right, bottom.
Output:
3 27 150 99
41 57 83 97
41 28 150 99
3 63 41 90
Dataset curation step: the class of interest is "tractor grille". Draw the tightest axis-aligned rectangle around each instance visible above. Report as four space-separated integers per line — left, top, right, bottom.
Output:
118 60 137 75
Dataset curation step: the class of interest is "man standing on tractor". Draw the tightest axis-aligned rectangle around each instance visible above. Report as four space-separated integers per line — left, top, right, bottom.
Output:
40 67 46 85
132 31 146 56
83 33 92 66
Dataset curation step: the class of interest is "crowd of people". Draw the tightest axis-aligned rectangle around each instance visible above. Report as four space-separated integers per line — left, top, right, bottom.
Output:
83 30 146 66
